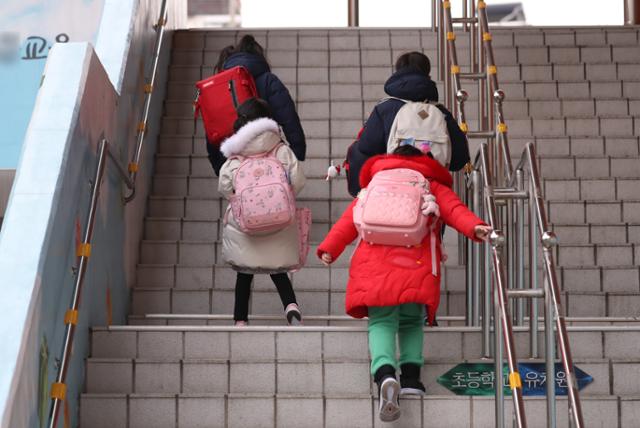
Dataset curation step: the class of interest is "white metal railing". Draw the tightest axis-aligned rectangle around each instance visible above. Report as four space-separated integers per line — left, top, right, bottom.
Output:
47 2 169 426
433 1 585 427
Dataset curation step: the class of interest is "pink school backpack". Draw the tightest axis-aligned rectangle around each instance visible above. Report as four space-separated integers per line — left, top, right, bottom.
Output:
353 168 429 246
230 143 296 235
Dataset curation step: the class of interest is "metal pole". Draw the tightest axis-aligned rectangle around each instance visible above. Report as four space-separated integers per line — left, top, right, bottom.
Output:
545 276 557 428
48 140 109 428
481 145 527 428
494 285 505 428
516 170 525 326
624 0 640 24
473 170 482 326
483 232 492 357
506 199 515 323
466 183 474 326
527 143 584 428
529 178 539 358
348 0 359 27
432 0 438 31
438 0 445 80
470 0 477 73
125 0 168 203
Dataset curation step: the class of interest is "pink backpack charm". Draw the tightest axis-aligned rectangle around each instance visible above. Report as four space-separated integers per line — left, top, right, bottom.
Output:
353 168 429 246
230 144 296 234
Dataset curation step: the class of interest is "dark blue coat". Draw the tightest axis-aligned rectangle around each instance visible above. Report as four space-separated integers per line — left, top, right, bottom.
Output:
346 68 469 197
207 52 306 175
225 52 306 160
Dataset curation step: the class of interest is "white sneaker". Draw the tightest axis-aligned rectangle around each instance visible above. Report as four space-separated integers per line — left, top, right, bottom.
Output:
285 303 303 325
234 320 248 327
378 377 401 422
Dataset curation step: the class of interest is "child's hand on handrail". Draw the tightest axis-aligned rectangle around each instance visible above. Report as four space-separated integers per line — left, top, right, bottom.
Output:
474 225 492 241
319 252 333 266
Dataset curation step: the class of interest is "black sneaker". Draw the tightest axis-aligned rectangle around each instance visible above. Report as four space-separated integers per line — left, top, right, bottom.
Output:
400 363 426 396
374 365 401 422
285 303 302 325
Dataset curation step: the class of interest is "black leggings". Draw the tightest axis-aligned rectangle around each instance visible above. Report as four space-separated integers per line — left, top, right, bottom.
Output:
234 272 297 322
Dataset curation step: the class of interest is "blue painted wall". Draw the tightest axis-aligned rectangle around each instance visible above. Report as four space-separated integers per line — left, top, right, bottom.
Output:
0 0 105 169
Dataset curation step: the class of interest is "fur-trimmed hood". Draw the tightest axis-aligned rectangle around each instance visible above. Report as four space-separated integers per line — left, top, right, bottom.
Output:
359 154 453 189
220 118 281 157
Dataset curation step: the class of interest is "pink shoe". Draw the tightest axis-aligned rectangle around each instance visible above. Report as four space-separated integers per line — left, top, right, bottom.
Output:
234 320 248 327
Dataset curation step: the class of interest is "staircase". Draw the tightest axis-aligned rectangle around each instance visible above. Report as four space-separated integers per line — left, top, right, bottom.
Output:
79 27 640 427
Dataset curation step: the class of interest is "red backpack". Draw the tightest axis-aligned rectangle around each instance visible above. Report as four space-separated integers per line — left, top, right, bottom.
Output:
194 66 258 146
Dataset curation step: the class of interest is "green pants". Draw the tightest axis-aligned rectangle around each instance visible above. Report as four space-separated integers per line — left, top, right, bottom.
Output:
368 303 425 376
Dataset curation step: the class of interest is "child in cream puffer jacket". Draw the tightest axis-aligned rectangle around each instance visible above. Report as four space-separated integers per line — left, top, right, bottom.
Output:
218 98 306 326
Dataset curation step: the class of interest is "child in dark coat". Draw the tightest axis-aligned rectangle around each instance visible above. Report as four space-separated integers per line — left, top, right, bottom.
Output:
207 35 306 175
346 51 469 197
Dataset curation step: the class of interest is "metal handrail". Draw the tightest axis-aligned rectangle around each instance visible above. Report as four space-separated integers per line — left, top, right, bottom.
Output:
125 0 169 203
478 144 527 428
435 1 584 427
47 2 169 426
47 140 132 428
522 142 584 428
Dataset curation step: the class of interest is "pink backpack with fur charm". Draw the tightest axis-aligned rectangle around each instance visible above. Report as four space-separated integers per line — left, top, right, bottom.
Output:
229 143 296 235
353 168 429 246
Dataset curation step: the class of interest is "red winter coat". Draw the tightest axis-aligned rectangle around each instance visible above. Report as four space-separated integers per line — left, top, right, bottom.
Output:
317 154 485 324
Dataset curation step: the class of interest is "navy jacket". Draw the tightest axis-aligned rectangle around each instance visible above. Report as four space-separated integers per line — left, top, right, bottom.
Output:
207 52 306 175
346 68 470 197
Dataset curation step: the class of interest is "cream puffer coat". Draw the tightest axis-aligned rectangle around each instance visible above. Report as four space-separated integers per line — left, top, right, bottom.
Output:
218 118 306 273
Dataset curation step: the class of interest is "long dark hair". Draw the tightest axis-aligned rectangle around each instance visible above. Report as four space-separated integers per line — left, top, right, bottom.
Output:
214 35 269 73
214 45 235 73
233 98 274 132
236 35 266 58
395 51 431 76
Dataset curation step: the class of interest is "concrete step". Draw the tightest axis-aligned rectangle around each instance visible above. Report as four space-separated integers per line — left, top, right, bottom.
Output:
154 154 331 178
79 392 632 428
84 356 636 397
168 61 640 87
552 223 640 244
88 325 640 362
543 178 640 201
128 284 640 318
155 135 640 161
160 116 640 141
134 262 638 294
169 42 640 67
539 155 640 179
166 95 640 124
128 287 469 317
151 174 348 202
172 27 639 49
547 200 640 224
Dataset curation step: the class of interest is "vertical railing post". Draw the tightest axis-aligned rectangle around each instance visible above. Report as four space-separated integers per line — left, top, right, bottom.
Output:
624 0 640 24
527 143 584 428
544 275 557 428
472 170 483 326
494 284 505 428
348 0 359 27
529 178 539 358
516 170 525 326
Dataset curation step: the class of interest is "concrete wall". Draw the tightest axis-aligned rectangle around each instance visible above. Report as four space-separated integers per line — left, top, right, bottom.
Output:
0 171 15 224
0 1 186 427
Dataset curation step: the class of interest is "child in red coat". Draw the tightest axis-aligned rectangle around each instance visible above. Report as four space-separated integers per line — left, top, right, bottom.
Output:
317 145 490 422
